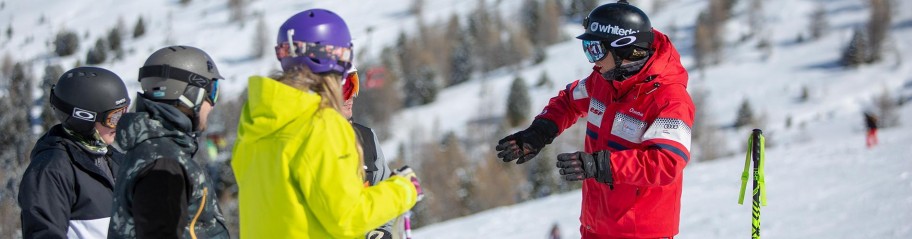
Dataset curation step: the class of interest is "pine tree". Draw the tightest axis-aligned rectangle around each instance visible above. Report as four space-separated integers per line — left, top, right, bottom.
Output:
133 16 146 38
54 30 80 57
539 0 563 45
506 75 531 127
1 62 34 165
734 98 756 128
841 28 868 68
448 26 474 86
41 65 65 131
86 38 108 65
809 4 828 40
521 0 542 46
867 0 891 63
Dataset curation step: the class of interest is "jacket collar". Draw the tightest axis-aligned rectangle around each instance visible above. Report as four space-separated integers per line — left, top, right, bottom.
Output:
594 29 688 101
114 94 197 155
37 125 119 187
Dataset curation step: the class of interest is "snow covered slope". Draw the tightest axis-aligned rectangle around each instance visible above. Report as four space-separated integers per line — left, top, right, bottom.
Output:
414 103 912 238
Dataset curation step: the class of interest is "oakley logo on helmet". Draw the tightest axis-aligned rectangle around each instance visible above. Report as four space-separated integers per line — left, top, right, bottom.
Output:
610 36 638 47
589 22 639 36
72 107 97 121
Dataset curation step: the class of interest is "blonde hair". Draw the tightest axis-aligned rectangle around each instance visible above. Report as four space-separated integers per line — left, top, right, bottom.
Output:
271 68 366 180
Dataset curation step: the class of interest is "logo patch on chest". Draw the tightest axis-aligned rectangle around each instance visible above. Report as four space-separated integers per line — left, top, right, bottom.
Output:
611 112 646 143
587 99 607 127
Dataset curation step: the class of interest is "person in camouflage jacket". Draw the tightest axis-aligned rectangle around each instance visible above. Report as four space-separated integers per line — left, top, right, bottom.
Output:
108 46 228 239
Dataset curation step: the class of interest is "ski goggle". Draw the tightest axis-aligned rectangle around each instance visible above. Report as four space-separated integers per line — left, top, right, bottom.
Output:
206 80 220 106
102 106 127 128
582 40 608 63
341 70 360 100
275 41 353 64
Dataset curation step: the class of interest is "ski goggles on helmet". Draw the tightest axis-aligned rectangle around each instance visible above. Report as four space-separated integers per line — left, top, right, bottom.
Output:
582 40 608 63
102 106 127 128
205 80 219 106
138 65 222 106
275 41 353 67
341 69 360 100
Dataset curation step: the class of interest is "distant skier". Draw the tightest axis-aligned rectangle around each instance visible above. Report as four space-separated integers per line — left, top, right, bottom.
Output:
108 46 230 238
19 67 129 238
231 9 423 238
496 1 693 238
864 111 878 148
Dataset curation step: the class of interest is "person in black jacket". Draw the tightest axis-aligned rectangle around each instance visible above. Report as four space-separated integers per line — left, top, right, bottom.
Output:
19 67 130 238
108 45 229 239
340 67 402 239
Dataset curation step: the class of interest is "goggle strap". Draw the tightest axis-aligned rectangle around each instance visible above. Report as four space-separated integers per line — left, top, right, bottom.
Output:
286 29 297 57
49 89 90 122
139 65 215 88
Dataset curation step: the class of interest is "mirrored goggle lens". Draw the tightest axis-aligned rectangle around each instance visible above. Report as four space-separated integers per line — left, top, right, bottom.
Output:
208 80 219 105
104 107 127 128
582 40 607 63
275 41 353 64
342 71 360 100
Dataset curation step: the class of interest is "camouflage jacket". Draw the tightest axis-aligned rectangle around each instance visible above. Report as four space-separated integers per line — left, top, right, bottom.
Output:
108 95 228 239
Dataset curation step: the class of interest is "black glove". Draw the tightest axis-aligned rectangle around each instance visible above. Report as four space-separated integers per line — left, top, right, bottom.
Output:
556 151 614 186
366 228 392 239
496 119 559 164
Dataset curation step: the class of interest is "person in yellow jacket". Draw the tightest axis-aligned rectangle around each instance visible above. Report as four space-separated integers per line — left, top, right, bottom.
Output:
231 9 424 238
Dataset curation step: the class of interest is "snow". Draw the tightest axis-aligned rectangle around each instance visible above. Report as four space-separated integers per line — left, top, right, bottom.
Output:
4 0 912 238
414 105 912 239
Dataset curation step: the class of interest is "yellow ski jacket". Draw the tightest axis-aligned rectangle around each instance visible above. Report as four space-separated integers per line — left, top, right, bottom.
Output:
231 76 417 238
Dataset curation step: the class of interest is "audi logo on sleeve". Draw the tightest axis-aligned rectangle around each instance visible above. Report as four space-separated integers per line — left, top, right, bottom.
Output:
72 107 97 122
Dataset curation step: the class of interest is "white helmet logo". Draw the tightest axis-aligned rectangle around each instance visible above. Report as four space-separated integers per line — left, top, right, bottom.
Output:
610 36 637 47
589 22 600 32
72 107 97 122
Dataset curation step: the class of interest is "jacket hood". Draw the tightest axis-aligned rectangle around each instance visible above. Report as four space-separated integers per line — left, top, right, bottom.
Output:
599 29 688 93
114 94 195 153
236 76 323 142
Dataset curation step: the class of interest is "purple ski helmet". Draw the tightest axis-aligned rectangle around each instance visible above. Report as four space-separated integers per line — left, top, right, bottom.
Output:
275 9 354 74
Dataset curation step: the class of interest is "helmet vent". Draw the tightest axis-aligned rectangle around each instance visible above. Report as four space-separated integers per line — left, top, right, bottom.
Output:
309 11 315 17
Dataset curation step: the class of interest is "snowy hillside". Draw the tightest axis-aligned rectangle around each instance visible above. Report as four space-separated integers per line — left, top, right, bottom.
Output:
4 0 912 238
413 103 912 239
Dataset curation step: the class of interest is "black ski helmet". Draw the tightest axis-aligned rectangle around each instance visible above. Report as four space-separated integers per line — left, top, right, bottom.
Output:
50 67 130 137
577 0 654 60
139 46 221 108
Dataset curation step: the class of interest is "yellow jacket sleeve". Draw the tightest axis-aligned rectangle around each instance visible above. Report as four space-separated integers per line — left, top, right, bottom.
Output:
296 110 417 238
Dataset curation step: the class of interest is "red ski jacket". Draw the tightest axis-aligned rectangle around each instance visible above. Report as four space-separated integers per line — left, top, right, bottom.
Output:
537 29 693 238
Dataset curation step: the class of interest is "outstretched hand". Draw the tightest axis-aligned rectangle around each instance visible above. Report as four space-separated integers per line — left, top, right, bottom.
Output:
494 119 559 164
495 133 541 164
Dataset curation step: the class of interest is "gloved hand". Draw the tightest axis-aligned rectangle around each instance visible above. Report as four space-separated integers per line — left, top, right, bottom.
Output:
496 119 559 164
556 151 614 186
366 228 392 239
394 166 424 202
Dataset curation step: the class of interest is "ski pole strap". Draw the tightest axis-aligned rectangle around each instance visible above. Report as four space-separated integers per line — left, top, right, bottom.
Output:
758 133 767 206
738 133 753 205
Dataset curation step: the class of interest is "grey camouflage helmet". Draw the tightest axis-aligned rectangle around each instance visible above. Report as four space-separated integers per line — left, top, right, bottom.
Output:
139 46 222 108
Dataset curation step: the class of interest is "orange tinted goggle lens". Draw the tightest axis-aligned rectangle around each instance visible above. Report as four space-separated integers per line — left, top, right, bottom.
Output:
343 72 360 100
104 107 127 128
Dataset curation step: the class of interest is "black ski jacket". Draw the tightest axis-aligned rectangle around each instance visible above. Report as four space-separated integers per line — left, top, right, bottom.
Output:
19 124 120 238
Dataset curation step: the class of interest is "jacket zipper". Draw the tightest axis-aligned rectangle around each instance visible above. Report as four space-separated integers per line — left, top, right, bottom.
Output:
190 187 208 239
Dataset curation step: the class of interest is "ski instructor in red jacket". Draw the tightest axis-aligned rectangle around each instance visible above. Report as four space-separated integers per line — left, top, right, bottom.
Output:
496 1 693 238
